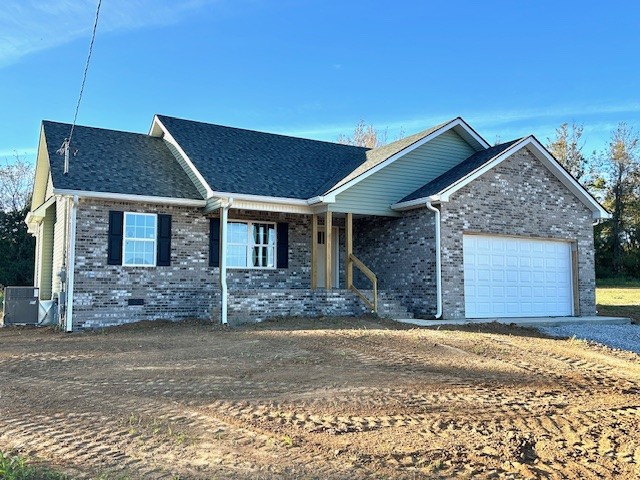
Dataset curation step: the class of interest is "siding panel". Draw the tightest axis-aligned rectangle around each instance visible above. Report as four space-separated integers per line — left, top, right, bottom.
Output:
52 198 67 296
39 204 56 300
331 130 477 216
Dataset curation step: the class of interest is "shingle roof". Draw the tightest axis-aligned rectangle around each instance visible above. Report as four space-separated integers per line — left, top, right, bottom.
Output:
43 121 203 200
325 119 455 193
399 138 523 203
156 115 369 199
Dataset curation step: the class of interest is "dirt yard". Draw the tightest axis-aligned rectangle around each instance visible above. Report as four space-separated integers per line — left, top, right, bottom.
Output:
0 317 638 479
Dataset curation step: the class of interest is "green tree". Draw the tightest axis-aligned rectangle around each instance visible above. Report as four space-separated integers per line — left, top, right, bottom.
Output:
0 155 35 287
594 123 640 277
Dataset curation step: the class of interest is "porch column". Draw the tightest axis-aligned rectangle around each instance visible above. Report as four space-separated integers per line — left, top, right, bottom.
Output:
346 213 353 289
311 213 318 289
325 211 332 289
219 200 232 325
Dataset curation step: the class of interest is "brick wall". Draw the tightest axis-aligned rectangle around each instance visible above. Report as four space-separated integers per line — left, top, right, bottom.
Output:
71 201 355 329
353 209 437 317
226 289 368 324
439 148 596 318
73 200 214 329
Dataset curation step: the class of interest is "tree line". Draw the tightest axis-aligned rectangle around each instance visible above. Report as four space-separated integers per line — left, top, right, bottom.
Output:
547 123 639 279
0 155 35 288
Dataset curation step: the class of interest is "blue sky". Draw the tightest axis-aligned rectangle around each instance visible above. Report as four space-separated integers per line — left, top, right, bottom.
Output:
1 0 639 164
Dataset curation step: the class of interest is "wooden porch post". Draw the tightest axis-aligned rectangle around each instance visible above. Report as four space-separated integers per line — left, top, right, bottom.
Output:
325 211 332 289
346 213 353 290
311 213 318 289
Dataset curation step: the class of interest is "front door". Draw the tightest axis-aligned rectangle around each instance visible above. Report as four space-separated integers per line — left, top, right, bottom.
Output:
316 227 340 288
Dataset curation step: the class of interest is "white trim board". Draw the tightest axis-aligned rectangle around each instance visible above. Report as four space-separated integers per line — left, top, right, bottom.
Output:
392 136 610 220
150 115 215 198
53 189 207 207
322 117 490 200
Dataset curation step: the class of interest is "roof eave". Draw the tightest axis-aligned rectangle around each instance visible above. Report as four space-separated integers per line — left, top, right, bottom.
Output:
391 195 442 211
393 136 610 219
52 189 207 207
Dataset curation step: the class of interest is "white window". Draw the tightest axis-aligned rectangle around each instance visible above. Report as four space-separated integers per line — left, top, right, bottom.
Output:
123 213 157 266
227 221 276 268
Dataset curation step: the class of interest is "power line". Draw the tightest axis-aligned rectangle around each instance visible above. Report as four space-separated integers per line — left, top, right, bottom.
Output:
67 0 102 149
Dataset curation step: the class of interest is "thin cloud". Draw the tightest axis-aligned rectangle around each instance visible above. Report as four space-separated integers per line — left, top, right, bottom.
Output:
274 102 640 145
0 0 217 68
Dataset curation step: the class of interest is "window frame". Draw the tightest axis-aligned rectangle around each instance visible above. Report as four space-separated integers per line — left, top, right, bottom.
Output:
227 220 277 270
122 212 157 267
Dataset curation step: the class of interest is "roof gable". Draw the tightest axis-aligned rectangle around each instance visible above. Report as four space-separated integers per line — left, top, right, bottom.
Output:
31 126 52 210
394 136 610 219
398 139 522 203
322 117 490 199
41 121 203 201
328 129 479 216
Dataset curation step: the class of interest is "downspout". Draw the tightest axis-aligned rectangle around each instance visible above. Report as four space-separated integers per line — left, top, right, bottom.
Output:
65 195 78 332
219 198 233 325
425 200 442 319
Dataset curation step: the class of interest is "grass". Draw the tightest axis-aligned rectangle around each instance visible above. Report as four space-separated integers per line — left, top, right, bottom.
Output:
0 451 68 480
596 277 640 288
596 278 640 323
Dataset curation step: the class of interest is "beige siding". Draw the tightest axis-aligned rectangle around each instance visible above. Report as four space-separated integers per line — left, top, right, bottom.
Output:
52 198 68 296
45 175 54 200
330 130 477 216
39 204 56 300
34 224 41 289
163 139 208 199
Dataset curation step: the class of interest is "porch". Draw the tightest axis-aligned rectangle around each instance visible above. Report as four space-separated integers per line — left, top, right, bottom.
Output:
214 205 426 324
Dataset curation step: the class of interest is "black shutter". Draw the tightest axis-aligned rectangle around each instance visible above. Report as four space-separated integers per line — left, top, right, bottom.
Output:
107 211 124 265
209 218 220 267
277 222 289 269
156 214 171 266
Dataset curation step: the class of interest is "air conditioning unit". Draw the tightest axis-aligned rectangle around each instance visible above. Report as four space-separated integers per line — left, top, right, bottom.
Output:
2 287 40 325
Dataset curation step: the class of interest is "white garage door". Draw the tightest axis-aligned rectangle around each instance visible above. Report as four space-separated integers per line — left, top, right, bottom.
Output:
463 235 573 318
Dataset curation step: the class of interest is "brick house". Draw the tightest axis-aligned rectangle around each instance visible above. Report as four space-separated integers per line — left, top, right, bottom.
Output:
26 115 610 331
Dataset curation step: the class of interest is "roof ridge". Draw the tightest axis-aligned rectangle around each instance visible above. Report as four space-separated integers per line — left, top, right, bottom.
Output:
366 118 457 154
156 114 370 151
42 120 151 138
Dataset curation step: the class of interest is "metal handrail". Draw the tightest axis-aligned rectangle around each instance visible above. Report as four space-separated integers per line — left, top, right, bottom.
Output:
348 253 377 313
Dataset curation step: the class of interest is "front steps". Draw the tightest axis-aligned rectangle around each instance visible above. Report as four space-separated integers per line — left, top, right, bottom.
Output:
355 289 414 319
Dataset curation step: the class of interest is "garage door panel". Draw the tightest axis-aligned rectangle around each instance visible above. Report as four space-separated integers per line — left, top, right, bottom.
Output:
464 235 573 318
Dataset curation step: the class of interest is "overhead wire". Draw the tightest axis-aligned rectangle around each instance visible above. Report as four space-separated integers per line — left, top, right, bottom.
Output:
59 0 102 170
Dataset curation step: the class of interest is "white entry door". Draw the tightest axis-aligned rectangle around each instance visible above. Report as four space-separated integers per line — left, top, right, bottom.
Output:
316 227 340 288
463 235 573 318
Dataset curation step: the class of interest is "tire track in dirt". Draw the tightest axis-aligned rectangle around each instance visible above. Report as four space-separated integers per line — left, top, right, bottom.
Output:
1 323 639 479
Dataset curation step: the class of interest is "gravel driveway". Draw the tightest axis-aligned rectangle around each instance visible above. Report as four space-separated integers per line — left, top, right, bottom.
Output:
539 323 640 354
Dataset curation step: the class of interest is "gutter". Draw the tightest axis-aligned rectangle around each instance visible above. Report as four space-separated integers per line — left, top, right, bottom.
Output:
52 189 206 207
219 197 234 325
65 195 78 333
425 200 443 319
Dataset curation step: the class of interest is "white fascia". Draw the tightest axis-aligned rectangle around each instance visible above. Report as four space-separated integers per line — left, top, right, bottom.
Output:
53 189 207 207
324 117 490 199
206 191 321 214
391 136 611 220
25 196 57 234
150 115 215 198
210 191 308 206
392 195 441 211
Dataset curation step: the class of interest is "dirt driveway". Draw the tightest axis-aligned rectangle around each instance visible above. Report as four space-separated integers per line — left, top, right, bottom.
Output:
0 317 639 479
